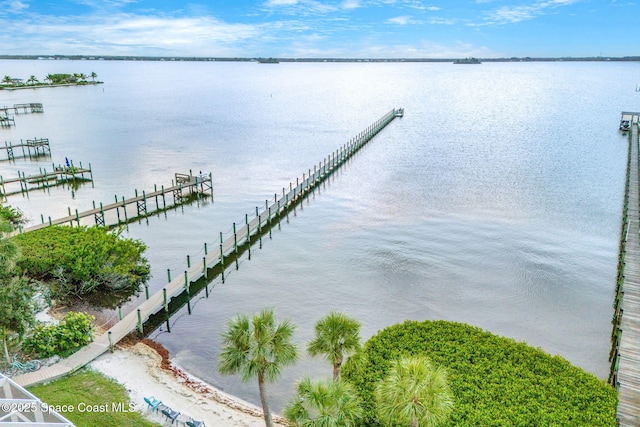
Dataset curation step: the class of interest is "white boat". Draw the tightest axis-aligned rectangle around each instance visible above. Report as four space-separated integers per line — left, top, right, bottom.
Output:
620 113 633 131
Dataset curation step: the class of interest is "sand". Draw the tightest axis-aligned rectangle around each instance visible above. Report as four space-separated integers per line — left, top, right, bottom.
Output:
89 342 287 427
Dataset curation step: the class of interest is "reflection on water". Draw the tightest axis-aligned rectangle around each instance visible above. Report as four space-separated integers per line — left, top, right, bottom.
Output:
0 60 632 410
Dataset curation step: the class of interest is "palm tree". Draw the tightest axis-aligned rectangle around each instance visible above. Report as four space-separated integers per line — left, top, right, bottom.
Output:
285 376 363 427
219 308 298 427
308 311 361 381
375 356 454 427
26 75 38 85
2 76 11 85
90 72 97 82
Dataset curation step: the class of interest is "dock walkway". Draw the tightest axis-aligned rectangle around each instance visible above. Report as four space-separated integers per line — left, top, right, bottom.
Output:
15 171 213 233
0 161 92 198
0 103 44 115
1 138 51 161
13 107 404 388
610 111 640 425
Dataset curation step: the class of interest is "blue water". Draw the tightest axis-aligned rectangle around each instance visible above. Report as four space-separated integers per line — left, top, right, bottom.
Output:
0 59 634 410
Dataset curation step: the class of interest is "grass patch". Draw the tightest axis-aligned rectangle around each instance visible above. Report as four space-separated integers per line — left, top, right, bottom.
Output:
28 369 160 427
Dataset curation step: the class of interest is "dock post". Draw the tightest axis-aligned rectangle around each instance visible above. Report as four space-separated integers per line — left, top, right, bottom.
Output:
137 309 143 334
41 214 44 224
219 243 224 266
233 222 238 254
0 176 5 196
184 272 192 312
108 331 114 353
203 257 208 279
161 185 166 208
122 196 128 222
118 306 122 320
154 184 159 210
48 216 52 226
167 268 171 283
145 284 149 300
75 209 80 226
163 288 168 313
163 289 170 331
204 242 208 255
187 255 191 268
209 172 214 199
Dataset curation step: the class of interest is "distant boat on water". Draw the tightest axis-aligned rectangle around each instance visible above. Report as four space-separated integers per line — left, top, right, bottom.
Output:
257 58 279 64
453 57 481 64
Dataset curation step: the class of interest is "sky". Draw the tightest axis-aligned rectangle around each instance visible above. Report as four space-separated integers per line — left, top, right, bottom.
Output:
0 0 636 59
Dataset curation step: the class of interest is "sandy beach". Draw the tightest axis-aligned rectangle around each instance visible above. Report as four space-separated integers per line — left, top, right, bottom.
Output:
89 341 287 427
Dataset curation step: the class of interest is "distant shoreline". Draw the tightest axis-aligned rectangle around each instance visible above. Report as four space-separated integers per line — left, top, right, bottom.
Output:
0 55 638 63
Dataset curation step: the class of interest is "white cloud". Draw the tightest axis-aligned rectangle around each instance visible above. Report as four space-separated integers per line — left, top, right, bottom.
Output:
342 0 361 9
426 6 441 11
0 14 261 56
481 0 582 25
264 0 299 5
4 0 29 12
386 15 411 24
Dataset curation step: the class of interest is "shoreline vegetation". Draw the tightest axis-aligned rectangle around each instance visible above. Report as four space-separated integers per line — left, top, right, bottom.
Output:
1 72 103 90
0 54 639 62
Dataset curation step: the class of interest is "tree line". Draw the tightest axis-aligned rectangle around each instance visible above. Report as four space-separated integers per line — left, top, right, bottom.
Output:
1 72 100 87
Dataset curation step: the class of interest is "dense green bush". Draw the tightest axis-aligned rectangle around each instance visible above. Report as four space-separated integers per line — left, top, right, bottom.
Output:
13 226 150 308
342 320 617 427
23 312 95 358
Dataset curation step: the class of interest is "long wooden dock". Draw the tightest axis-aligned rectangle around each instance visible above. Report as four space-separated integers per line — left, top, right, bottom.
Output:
1 138 51 161
12 107 404 388
0 161 92 198
16 171 213 234
610 111 640 426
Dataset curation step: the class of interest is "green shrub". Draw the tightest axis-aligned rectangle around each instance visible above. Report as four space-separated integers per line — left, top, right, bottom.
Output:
342 320 617 427
23 312 95 358
13 226 150 308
